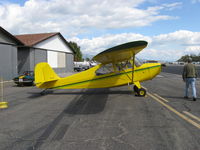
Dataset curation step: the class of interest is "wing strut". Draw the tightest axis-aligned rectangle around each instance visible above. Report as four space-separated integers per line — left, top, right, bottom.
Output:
119 61 132 81
132 55 135 84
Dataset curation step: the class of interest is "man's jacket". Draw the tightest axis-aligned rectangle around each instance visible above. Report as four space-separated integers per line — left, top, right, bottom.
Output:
182 63 198 80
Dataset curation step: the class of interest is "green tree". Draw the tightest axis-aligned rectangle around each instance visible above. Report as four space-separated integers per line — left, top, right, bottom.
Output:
178 55 190 62
85 57 90 61
178 54 200 62
69 41 83 61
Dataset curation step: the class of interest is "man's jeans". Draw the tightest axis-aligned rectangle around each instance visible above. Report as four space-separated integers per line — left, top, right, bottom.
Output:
185 78 197 98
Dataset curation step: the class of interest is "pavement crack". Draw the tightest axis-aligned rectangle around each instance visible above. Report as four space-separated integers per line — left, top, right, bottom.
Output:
182 102 191 111
112 122 136 149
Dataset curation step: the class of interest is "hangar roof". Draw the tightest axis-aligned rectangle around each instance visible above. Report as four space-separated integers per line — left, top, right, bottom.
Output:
15 32 59 46
15 32 75 53
0 26 24 45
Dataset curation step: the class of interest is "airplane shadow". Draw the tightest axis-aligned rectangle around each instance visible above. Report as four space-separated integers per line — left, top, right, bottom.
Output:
27 88 133 114
27 89 132 98
27 90 54 99
52 90 131 95
64 88 110 115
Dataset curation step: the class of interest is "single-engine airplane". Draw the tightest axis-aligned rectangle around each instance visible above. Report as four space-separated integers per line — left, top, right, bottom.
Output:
34 40 161 96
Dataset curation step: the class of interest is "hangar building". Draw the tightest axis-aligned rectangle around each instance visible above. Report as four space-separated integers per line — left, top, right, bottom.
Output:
15 33 75 75
0 26 75 81
0 27 23 80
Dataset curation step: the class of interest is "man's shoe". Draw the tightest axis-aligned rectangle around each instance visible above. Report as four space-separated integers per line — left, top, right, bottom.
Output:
184 96 188 99
193 98 196 101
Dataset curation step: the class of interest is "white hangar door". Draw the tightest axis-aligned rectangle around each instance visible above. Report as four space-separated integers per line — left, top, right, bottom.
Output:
47 51 66 68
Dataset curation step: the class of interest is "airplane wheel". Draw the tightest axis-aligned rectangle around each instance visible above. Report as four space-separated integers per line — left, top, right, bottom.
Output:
137 88 146 97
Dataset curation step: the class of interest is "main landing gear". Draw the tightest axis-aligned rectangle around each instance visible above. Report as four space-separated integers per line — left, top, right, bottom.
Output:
40 89 48 95
133 85 146 97
40 89 53 95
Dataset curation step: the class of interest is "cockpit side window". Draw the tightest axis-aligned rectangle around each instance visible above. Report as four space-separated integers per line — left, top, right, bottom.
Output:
115 63 124 71
126 61 132 68
96 63 114 75
115 61 131 71
115 60 135 70
135 58 143 67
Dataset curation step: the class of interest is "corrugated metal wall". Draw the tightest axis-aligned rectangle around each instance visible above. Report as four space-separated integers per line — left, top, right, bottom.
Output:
0 44 18 80
66 53 74 72
18 47 74 75
18 47 30 74
30 48 47 71
18 47 47 74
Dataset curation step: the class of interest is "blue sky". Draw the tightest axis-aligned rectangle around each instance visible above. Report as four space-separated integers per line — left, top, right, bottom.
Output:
0 0 200 61
136 1 199 35
2 0 27 5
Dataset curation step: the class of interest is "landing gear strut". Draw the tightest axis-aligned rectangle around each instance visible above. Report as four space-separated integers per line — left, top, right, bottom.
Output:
133 85 146 97
40 89 48 95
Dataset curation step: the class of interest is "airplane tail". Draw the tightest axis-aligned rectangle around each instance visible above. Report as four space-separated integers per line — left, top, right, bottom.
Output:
34 62 60 87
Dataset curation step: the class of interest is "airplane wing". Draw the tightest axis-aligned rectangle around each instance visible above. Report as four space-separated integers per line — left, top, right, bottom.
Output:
93 40 148 64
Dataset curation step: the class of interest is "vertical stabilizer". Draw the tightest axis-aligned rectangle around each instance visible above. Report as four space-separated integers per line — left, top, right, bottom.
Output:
34 62 60 87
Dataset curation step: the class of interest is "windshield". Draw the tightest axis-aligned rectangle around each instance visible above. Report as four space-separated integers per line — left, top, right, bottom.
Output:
116 57 143 69
95 58 143 76
135 57 143 67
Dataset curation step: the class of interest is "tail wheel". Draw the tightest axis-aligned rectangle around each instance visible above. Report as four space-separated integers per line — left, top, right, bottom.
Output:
137 88 146 97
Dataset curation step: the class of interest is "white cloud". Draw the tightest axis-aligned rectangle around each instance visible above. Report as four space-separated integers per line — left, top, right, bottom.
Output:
185 46 200 54
0 0 180 36
191 0 200 3
70 33 151 54
153 30 200 45
70 30 200 61
162 2 182 10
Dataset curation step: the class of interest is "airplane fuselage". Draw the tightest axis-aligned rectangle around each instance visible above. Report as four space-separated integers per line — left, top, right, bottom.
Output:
37 63 161 89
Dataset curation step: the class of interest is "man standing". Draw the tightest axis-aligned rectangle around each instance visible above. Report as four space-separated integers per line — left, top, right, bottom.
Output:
182 57 198 101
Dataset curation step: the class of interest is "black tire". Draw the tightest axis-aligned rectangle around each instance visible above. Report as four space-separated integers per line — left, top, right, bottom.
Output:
137 88 146 97
24 81 34 86
133 85 139 93
17 83 24 87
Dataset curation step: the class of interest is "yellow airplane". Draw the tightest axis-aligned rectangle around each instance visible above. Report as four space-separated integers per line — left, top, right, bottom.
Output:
34 40 161 96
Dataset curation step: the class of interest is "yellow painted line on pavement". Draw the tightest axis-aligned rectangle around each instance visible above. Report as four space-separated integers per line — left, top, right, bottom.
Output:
147 92 200 129
183 111 200 122
141 86 147 90
153 93 169 103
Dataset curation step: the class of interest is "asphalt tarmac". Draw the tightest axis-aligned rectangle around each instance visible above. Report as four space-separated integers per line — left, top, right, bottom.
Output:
0 68 199 150
162 64 200 75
